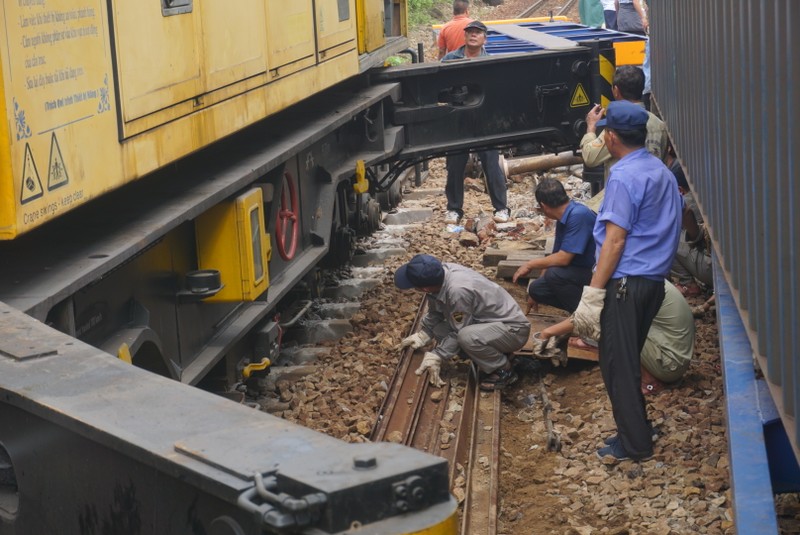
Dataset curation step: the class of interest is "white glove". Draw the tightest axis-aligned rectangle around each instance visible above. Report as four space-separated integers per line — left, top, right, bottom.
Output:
399 330 432 351
531 332 569 366
530 332 549 358
571 286 606 341
415 352 445 387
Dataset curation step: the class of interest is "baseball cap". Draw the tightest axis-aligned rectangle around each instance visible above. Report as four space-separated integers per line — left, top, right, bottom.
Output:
596 100 649 130
394 254 445 289
464 20 488 33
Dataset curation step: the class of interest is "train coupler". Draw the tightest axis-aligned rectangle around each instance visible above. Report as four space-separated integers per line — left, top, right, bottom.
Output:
236 472 328 532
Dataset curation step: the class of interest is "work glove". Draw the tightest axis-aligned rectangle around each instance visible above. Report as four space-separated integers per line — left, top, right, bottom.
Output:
571 286 606 342
530 332 549 358
415 352 446 387
545 333 570 368
399 330 432 351
531 332 569 367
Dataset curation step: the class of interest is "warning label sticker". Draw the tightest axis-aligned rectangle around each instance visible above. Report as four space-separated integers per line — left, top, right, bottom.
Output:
20 143 43 205
570 84 590 108
47 133 69 191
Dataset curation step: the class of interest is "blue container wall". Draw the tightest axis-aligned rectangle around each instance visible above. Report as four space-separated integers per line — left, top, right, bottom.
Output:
650 1 800 454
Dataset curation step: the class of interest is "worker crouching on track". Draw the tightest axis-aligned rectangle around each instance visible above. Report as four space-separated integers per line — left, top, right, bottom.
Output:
533 280 695 395
395 254 531 391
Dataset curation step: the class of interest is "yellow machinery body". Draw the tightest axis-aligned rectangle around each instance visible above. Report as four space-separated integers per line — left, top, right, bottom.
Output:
0 0 405 239
195 187 271 302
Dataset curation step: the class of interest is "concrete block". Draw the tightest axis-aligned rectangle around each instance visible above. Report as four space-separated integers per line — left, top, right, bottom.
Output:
350 267 384 279
483 249 545 267
267 365 317 383
278 346 331 365
401 188 441 200
351 247 406 266
496 260 542 280
285 319 353 345
262 365 317 392
316 302 361 319
322 278 381 299
382 208 433 225
371 237 407 248
375 224 423 235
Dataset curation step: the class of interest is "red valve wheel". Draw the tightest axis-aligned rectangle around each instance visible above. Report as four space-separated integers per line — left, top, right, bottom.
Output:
275 171 299 261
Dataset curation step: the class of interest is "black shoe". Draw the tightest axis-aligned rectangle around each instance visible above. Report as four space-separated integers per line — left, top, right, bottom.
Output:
604 425 658 446
479 366 518 391
597 439 653 462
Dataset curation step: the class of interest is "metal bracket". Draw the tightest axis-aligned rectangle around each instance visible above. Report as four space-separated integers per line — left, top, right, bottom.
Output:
0 304 60 361
161 0 192 16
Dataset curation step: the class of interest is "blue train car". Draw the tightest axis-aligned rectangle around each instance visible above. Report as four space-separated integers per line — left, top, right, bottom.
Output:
650 1 800 532
434 20 646 65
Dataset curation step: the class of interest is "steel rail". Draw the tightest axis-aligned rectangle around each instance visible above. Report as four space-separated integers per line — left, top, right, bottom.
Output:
516 0 549 19
556 0 578 17
460 369 501 535
370 298 429 444
371 298 501 535
517 0 578 20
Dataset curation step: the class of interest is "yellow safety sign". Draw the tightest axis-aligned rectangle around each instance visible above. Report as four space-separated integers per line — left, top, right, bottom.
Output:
570 84 590 108
20 144 43 204
47 133 69 191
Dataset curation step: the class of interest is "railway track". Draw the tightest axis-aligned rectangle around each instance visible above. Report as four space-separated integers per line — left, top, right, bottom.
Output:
370 301 573 534
371 299 501 534
517 0 578 19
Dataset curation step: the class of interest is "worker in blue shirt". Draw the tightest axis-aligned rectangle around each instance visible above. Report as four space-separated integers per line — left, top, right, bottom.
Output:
572 100 682 462
513 178 596 314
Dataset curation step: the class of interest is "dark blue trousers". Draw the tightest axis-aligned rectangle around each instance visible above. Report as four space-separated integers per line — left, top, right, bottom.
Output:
445 150 507 216
528 265 593 313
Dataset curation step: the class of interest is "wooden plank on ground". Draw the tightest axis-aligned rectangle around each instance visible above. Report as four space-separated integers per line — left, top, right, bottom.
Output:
516 314 599 362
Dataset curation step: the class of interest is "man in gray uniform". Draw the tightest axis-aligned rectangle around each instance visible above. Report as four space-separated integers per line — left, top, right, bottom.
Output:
395 254 531 391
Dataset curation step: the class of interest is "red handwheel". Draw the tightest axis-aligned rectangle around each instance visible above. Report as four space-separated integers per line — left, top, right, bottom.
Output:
275 171 299 260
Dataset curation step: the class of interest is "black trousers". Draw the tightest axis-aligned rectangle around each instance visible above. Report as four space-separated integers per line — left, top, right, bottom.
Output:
528 265 593 313
599 276 665 458
445 150 507 216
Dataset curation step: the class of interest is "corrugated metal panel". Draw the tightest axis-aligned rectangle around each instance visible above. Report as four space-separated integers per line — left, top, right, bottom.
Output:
651 0 800 454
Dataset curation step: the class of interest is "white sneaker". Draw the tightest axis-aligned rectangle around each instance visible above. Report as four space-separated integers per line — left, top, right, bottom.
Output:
444 210 461 224
493 209 511 223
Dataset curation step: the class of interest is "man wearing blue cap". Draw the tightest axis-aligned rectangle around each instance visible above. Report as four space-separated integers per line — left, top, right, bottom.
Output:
395 254 530 391
572 100 682 461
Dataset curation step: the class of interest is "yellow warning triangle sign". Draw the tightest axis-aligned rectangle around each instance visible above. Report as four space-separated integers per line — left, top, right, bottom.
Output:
570 83 590 108
47 133 69 191
20 143 43 205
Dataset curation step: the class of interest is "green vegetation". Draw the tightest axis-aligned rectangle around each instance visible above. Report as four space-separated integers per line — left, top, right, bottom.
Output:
408 0 450 26
384 55 410 66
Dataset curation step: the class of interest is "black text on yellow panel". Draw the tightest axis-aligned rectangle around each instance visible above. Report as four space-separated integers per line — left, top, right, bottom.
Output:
195 188 271 302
